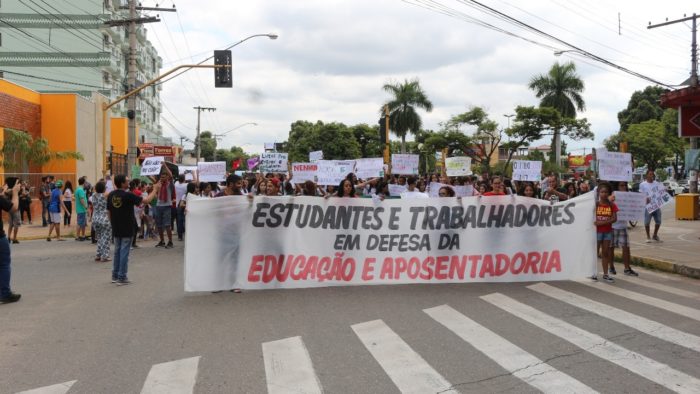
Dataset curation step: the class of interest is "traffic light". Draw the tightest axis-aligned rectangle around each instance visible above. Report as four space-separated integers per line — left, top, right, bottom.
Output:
214 50 232 88
378 116 387 144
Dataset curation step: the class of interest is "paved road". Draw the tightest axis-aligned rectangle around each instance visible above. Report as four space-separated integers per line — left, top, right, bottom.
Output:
1 239 700 393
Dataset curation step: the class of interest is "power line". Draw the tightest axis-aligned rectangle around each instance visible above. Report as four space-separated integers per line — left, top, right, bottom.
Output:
17 0 104 51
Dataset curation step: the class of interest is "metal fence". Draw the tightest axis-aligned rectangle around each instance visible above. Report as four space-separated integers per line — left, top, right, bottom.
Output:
110 152 128 177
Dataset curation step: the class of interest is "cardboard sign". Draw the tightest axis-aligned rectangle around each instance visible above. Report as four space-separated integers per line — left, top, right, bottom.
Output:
354 158 385 179
260 152 289 172
613 191 647 222
292 163 319 183
453 185 475 197
598 152 632 182
179 165 198 181
317 160 356 186
512 160 542 181
388 184 407 196
309 150 324 163
391 154 419 175
140 156 164 176
645 183 672 214
197 161 226 182
445 156 473 177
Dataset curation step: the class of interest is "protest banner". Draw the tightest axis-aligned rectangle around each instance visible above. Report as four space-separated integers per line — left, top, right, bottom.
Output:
317 160 356 186
197 161 226 182
598 151 632 182
178 165 198 181
612 191 646 222
512 160 542 181
445 157 473 177
428 182 451 197
247 157 260 170
260 152 289 172
309 150 324 163
645 183 672 213
184 193 597 291
453 185 475 197
264 143 276 151
388 184 407 196
355 158 385 179
140 156 164 176
391 154 419 175
292 163 319 183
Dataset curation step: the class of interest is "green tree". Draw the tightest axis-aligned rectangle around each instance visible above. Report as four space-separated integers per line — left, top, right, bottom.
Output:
446 107 502 172
617 86 668 132
625 120 671 171
0 128 83 171
528 61 586 166
285 120 361 163
381 78 434 153
351 123 383 158
196 131 217 161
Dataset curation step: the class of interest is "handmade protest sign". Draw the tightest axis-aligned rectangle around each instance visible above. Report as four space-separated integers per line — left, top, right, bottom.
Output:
388 184 407 196
391 154 419 175
512 160 542 181
292 163 318 183
428 182 451 197
185 193 597 291
598 151 632 182
612 191 646 222
445 157 473 177
197 161 226 182
645 183 672 213
453 185 475 197
140 156 164 176
178 165 198 181
309 150 324 163
247 157 260 170
317 160 356 186
355 158 384 179
260 152 288 172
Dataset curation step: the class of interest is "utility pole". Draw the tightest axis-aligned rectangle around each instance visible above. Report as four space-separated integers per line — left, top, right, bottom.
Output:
194 106 216 163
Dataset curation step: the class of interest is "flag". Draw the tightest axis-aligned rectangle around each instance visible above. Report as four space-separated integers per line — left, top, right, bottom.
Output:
247 156 260 170
232 158 241 170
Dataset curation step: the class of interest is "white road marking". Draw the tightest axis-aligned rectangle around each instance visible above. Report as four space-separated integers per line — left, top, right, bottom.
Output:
613 276 699 299
262 336 323 394
424 305 596 394
140 356 200 394
15 381 76 394
482 293 700 394
576 280 700 321
529 283 700 353
351 319 456 394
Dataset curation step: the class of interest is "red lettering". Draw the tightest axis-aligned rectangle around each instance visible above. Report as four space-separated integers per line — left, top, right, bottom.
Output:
394 257 407 279
510 252 526 274
524 252 540 274
276 255 292 282
248 255 264 282
290 255 305 280
301 255 316 280
539 251 549 273
407 257 421 279
341 258 355 281
469 255 481 278
419 257 434 280
449 256 467 280
362 258 376 281
495 254 509 276
262 255 278 283
380 257 394 279
317 257 330 281
546 250 562 273
435 256 449 280
479 254 495 278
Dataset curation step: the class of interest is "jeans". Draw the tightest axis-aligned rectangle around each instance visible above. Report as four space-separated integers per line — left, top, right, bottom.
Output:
64 201 72 225
176 206 186 239
42 200 49 226
112 237 132 281
0 236 12 297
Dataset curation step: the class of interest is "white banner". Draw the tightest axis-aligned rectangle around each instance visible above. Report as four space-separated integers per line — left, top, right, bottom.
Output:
445 156 473 177
355 158 385 179
185 193 597 291
388 184 407 196
260 152 289 173
645 184 672 213
309 150 324 162
453 185 475 197
140 156 164 176
178 166 198 181
428 182 451 197
598 152 632 182
612 191 646 222
391 154 419 175
317 160 356 186
512 160 542 181
197 161 226 182
291 163 318 183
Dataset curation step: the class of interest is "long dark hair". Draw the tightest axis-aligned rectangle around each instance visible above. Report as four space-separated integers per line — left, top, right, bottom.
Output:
336 179 355 197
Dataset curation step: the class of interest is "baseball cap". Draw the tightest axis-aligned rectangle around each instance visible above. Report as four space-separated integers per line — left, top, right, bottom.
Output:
55 180 63 187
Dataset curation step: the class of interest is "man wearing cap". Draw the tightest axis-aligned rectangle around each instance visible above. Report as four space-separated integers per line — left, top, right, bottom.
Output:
47 179 67 241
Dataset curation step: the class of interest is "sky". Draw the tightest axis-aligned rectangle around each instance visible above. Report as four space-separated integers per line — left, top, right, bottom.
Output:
145 0 698 156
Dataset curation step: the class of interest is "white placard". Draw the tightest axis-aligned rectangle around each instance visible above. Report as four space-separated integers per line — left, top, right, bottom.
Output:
598 152 632 182
646 183 672 214
453 185 475 197
309 150 324 163
264 142 276 151
391 154 419 175
355 158 385 179
445 157 473 177
197 161 226 182
140 156 164 176
317 160 356 186
511 160 542 181
428 182 452 197
388 184 407 196
260 152 289 172
178 166 198 181
612 191 647 222
292 163 319 183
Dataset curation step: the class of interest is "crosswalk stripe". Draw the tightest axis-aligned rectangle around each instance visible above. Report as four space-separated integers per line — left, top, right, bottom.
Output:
140 356 200 394
576 280 700 321
262 336 323 394
613 276 699 299
351 319 457 394
15 381 76 394
424 305 596 394
481 293 700 394
633 267 684 282
529 283 700 353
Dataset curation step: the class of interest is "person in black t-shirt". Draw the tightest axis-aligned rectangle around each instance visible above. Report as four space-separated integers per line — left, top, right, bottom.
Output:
107 174 160 286
1 181 21 303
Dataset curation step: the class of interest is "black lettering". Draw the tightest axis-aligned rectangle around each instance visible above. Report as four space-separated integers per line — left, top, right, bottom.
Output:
551 205 563 225
539 205 552 227
514 204 528 227
361 207 374 229
409 207 424 230
371 207 384 230
436 206 451 230
268 203 285 227
450 206 464 228
562 203 575 224
252 203 270 227
477 205 488 228
335 206 352 229
389 207 401 230
487 205 504 228
500 204 515 228
309 205 324 228
527 205 540 227
322 206 337 229
423 206 439 230
282 203 298 227
295 204 311 227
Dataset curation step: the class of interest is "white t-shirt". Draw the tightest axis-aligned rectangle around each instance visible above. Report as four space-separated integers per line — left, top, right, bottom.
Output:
174 181 188 204
63 189 72 201
639 180 660 197
401 190 429 199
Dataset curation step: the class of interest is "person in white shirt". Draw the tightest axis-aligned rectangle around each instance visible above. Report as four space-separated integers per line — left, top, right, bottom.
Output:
174 174 188 242
638 169 663 242
400 177 429 199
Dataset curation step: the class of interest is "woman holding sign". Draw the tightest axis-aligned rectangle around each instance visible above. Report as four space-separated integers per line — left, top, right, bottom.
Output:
609 182 639 277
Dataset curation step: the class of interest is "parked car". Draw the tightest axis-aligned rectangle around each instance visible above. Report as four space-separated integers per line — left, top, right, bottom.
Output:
663 180 684 196
678 179 690 194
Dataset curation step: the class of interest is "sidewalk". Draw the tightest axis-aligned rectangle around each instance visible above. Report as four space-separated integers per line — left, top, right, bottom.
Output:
621 199 700 279
15 217 81 241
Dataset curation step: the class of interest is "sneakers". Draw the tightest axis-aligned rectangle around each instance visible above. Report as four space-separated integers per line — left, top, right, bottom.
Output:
111 277 118 283
155 241 165 248
165 241 174 249
131 244 139 249
645 238 652 243
653 235 662 242
590 274 598 281
624 269 639 276
0 292 21 304
116 279 131 286
608 266 617 275
11 239 19 244
602 275 615 283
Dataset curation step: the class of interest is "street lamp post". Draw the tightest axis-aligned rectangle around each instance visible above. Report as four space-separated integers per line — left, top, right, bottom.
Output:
212 122 258 161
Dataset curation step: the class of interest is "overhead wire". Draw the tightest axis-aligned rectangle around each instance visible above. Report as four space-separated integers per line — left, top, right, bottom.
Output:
17 0 104 51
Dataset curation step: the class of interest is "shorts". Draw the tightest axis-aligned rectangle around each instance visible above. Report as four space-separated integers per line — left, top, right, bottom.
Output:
8 211 21 228
596 232 613 242
612 228 629 248
50 212 62 224
77 212 87 228
154 205 171 229
644 209 662 226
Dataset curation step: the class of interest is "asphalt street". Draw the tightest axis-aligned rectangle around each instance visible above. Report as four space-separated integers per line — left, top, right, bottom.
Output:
1 237 699 394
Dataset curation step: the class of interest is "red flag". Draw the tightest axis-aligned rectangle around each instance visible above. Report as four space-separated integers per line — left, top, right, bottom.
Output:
232 158 241 170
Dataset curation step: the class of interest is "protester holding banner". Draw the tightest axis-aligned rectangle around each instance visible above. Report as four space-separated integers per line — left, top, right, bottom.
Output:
594 183 618 283
610 182 639 277
216 174 245 197
438 186 455 197
517 182 537 198
639 169 663 243
400 177 428 199
482 176 506 196
335 179 357 198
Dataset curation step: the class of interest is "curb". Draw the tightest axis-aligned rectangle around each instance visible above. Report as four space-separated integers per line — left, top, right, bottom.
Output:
614 251 700 279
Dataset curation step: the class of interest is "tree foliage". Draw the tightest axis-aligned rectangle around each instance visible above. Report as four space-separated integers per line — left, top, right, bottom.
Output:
0 128 83 171
350 123 383 158
381 78 433 153
285 120 361 163
445 107 502 171
529 61 585 118
624 120 670 171
196 131 217 161
617 86 668 132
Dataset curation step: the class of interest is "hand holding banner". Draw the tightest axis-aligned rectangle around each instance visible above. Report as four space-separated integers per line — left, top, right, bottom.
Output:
260 153 289 172
140 156 164 176
355 158 385 179
512 160 542 181
292 163 319 183
612 191 646 222
598 151 632 182
445 157 473 176
391 154 419 175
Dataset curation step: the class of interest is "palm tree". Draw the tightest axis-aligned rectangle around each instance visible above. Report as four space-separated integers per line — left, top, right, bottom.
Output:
381 78 433 153
528 61 585 165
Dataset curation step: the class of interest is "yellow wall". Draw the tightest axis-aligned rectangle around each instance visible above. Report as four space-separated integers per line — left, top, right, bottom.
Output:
40 94 76 176
0 80 40 105
110 118 128 155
